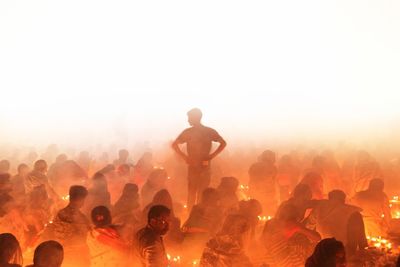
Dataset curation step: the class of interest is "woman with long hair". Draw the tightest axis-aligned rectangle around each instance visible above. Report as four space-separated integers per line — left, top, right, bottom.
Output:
0 233 23 267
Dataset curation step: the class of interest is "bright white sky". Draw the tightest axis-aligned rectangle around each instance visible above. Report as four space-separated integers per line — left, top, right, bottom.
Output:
1 0 400 148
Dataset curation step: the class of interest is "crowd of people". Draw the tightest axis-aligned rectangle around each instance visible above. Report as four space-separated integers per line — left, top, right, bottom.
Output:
0 109 400 267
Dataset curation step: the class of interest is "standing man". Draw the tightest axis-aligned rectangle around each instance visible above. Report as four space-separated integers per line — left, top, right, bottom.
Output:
172 108 226 210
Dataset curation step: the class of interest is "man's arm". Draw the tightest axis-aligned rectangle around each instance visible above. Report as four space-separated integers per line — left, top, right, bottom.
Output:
208 139 226 160
171 139 189 162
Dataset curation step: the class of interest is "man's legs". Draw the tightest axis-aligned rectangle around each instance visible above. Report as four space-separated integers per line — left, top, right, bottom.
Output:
187 166 211 211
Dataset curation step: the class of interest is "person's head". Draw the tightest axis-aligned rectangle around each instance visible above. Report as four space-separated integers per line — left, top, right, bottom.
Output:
118 149 129 161
147 205 171 235
368 178 384 192
292 184 312 203
55 154 68 163
328 190 346 205
187 108 203 126
276 203 299 222
217 176 239 194
306 238 346 267
259 150 276 164
141 152 153 163
147 169 168 188
33 240 63 267
0 233 22 265
68 185 88 208
0 160 10 174
91 206 112 228
17 163 29 177
152 189 173 210
200 188 220 206
219 214 250 237
34 160 48 173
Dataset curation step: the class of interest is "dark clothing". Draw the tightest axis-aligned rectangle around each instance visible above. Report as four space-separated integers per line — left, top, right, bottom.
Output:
133 226 168 267
176 125 224 210
175 125 223 166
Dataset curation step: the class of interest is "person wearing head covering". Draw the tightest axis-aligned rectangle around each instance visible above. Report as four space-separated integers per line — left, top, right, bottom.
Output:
248 150 278 214
305 238 346 267
300 172 324 200
133 152 154 187
0 233 23 267
87 206 128 267
172 108 227 211
262 203 321 267
26 240 64 267
353 151 382 193
351 178 391 237
200 214 253 267
132 205 171 267
113 183 140 224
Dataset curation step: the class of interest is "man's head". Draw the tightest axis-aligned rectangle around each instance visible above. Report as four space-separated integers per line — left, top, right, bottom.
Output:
368 178 384 192
148 205 171 235
68 185 88 208
17 164 29 177
34 160 48 173
328 190 346 205
33 240 64 267
201 187 220 206
187 108 203 126
118 149 129 161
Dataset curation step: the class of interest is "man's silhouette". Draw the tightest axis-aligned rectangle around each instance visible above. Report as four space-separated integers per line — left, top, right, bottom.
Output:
172 108 226 210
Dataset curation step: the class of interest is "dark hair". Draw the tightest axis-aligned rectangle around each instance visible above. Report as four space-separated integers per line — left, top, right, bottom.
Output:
328 190 346 203
69 185 88 201
305 238 345 267
147 205 170 223
187 108 203 119
218 177 239 192
122 183 138 195
33 240 63 267
0 233 22 266
152 189 173 210
91 206 112 228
